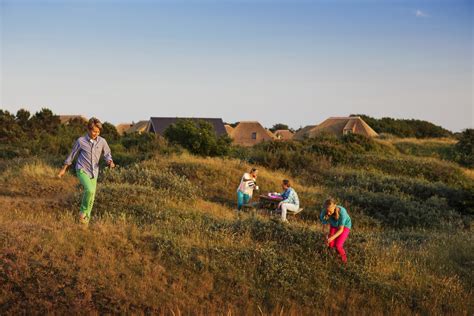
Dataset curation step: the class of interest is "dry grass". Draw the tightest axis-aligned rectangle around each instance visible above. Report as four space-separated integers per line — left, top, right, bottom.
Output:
0 155 472 314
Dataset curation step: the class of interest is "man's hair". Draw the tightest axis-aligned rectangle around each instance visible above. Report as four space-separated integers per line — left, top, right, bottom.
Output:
282 179 291 187
250 168 258 173
87 117 103 131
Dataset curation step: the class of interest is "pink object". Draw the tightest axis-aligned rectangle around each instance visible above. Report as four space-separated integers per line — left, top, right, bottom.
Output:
328 226 350 263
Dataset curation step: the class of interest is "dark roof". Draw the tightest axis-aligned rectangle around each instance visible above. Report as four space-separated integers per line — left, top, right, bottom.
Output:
149 117 227 136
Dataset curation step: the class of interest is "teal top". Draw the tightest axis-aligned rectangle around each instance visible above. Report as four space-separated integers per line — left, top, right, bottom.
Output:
320 205 352 229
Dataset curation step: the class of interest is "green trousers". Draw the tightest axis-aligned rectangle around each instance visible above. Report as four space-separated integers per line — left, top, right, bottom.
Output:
76 169 97 220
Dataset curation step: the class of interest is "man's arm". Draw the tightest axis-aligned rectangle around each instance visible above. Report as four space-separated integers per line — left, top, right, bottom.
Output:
102 139 115 167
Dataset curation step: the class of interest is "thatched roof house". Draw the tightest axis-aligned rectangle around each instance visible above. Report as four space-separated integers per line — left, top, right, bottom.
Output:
148 117 227 136
293 125 317 140
230 121 276 146
116 123 133 135
224 124 234 136
294 117 378 139
59 115 87 124
127 120 150 134
274 129 294 140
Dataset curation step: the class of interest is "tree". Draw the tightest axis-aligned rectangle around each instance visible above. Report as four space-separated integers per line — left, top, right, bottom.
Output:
351 114 452 138
101 122 120 143
269 123 290 133
29 108 61 134
16 109 31 131
0 110 24 142
164 119 232 156
455 129 474 168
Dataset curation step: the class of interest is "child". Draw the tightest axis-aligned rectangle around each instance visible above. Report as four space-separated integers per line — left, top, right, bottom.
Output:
58 117 115 224
236 168 259 210
320 198 352 263
277 179 299 222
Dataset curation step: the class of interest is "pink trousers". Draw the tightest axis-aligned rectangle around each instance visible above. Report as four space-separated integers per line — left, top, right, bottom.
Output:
329 226 350 263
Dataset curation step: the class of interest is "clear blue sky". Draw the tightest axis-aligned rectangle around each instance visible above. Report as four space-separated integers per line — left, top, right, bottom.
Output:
1 0 472 131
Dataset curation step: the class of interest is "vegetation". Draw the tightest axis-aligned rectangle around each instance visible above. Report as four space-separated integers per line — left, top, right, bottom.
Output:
163 119 232 157
0 108 473 314
352 114 453 138
269 123 292 133
455 129 474 168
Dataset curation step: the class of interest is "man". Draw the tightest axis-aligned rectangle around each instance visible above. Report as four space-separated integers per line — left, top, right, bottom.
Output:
58 117 115 224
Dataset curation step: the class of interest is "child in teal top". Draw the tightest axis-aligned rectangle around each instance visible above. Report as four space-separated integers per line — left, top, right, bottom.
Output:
319 198 352 263
319 205 352 229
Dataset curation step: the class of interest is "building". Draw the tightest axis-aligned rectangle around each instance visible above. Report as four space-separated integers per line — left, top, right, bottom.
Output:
293 125 317 140
229 121 276 146
294 116 378 140
116 123 133 135
224 124 234 136
147 117 227 136
126 120 150 134
274 129 294 140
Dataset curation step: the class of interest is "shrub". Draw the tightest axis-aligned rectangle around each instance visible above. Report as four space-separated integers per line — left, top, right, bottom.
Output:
164 119 232 157
336 188 461 228
455 129 474 168
317 168 474 217
352 114 452 138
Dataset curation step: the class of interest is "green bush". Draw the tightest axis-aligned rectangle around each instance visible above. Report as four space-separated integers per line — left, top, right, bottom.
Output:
455 129 474 168
353 114 452 138
336 188 461 228
317 168 474 217
164 119 232 157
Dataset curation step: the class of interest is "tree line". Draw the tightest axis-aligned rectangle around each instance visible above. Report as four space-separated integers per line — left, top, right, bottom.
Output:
1 108 472 168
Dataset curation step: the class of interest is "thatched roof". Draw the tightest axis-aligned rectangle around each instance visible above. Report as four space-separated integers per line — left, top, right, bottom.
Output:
293 125 317 140
116 123 133 135
295 117 378 139
230 121 276 147
59 115 87 124
274 130 294 140
224 124 234 136
148 117 227 136
127 120 150 134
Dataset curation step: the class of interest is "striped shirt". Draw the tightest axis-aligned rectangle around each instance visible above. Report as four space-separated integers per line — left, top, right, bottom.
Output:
64 135 113 178
281 187 299 206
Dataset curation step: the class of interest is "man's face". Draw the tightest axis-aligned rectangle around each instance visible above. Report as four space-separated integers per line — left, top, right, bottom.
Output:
88 126 100 140
282 183 288 190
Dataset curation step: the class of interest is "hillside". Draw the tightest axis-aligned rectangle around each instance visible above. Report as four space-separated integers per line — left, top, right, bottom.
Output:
1 151 473 314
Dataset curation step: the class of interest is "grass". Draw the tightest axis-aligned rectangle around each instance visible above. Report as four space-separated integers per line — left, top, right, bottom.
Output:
0 153 473 314
377 137 457 162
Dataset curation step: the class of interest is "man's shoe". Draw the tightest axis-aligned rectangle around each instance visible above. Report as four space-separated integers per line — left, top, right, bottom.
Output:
79 213 89 225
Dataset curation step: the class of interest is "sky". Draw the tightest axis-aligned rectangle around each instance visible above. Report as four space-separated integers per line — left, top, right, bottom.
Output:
1 0 472 131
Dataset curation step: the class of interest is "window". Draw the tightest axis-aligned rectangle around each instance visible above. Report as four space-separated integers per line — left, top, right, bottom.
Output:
251 132 257 140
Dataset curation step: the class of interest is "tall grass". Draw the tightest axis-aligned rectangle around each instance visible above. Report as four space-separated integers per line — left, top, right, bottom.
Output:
0 153 472 314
